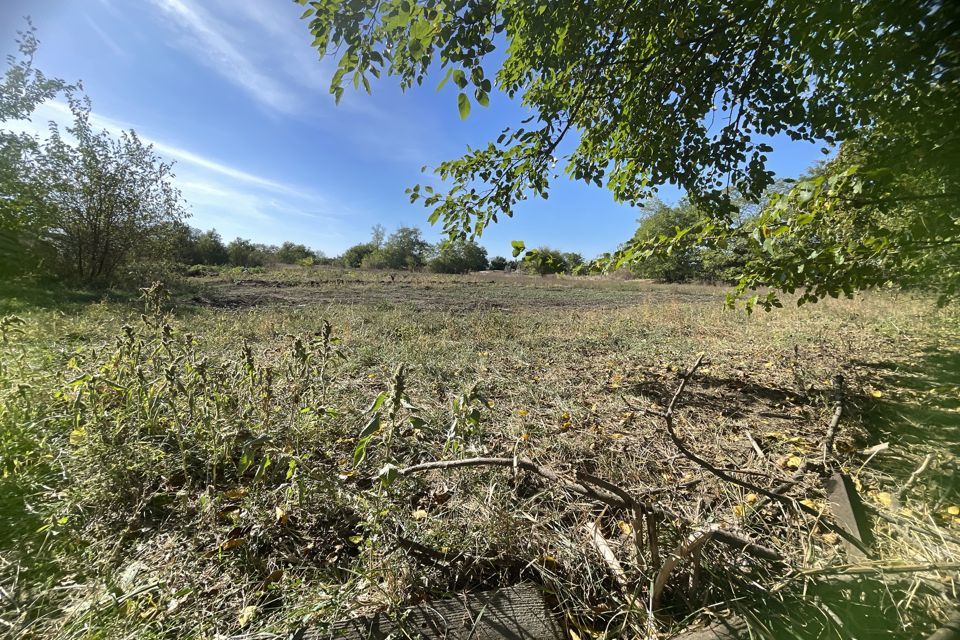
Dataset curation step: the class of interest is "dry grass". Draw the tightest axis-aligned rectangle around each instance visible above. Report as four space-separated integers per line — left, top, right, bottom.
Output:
0 270 957 638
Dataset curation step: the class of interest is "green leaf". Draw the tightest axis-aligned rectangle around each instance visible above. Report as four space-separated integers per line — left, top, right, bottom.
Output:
378 463 399 488
511 240 526 257
436 67 453 91
358 412 381 440
457 93 470 120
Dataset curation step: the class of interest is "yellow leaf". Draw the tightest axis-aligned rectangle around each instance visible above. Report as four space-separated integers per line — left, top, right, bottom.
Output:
745 493 758 505
520 432 529 441
733 505 746 517
947 505 960 516
617 521 633 536
275 506 287 523
763 361 774 369
221 538 246 550
876 492 893 507
516 409 529 417
224 488 248 500
784 455 804 470
412 509 428 520
69 429 86 445
238 605 257 627
870 390 883 398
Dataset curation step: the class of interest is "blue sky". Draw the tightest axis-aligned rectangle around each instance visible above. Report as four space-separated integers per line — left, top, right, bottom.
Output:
1 0 825 259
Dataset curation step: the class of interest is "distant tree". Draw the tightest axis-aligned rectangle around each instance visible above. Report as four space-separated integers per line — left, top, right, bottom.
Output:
429 238 488 273
627 200 704 283
521 247 567 276
194 229 229 265
366 225 431 270
489 255 508 270
561 252 585 274
276 241 317 264
370 223 386 248
227 238 262 267
340 242 375 267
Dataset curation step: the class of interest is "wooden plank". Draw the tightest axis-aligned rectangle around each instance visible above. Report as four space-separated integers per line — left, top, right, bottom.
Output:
822 472 873 560
297 583 565 640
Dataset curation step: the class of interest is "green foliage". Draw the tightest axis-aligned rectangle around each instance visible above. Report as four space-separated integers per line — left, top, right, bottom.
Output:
521 246 568 276
2 23 185 284
276 241 320 265
362 225 431 270
429 237 488 273
0 23 74 278
489 255 508 270
301 0 960 305
341 241 377 268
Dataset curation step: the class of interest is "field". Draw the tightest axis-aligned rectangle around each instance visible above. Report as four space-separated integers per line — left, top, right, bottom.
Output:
1 269 958 638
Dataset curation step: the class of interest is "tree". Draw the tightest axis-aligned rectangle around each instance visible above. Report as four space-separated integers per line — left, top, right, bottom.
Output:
627 200 705 283
561 252 585 274
341 242 376 268
41 102 186 282
489 255 508 271
429 238 488 273
366 225 431 270
300 0 960 306
3 23 186 283
194 229 229 265
521 246 567 276
276 241 318 264
1 23 75 277
227 238 262 267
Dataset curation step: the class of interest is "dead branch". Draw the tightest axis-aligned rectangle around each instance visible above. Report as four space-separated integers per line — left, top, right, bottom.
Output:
655 356 871 557
583 522 629 588
652 527 716 610
899 452 934 501
394 456 784 565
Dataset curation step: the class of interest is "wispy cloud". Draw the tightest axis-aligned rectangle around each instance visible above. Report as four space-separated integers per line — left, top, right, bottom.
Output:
85 16 127 59
9 100 354 251
149 0 299 115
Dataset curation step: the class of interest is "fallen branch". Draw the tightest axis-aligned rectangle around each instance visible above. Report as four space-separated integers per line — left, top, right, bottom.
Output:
899 452 934 501
822 375 844 467
653 356 870 556
652 527 716 610
394 456 784 564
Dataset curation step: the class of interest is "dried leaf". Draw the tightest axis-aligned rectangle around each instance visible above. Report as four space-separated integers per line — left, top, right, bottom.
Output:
238 605 257 627
221 538 246 550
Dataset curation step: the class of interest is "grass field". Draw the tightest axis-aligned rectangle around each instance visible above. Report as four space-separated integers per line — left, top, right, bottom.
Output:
1 269 958 638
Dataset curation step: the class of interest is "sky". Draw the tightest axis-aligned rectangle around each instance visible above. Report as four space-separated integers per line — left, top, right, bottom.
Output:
1 0 826 259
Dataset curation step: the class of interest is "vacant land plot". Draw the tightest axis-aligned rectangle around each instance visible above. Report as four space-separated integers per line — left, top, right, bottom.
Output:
1 271 958 638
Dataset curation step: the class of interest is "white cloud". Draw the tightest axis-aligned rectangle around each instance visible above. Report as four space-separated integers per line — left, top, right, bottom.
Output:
149 0 300 115
5 100 353 252
85 16 127 59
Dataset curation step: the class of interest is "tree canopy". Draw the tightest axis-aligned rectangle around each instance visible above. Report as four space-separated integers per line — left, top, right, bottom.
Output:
300 0 959 307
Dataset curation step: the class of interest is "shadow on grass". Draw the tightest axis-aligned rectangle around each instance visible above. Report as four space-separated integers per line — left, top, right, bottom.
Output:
857 347 960 497
0 278 134 314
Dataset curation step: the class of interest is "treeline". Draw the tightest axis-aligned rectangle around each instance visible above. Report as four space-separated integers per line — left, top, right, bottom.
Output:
164 225 325 268
611 198 759 284
338 225 586 275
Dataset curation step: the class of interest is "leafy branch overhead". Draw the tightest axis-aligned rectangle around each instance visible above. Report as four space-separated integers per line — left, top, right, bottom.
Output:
299 0 960 305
